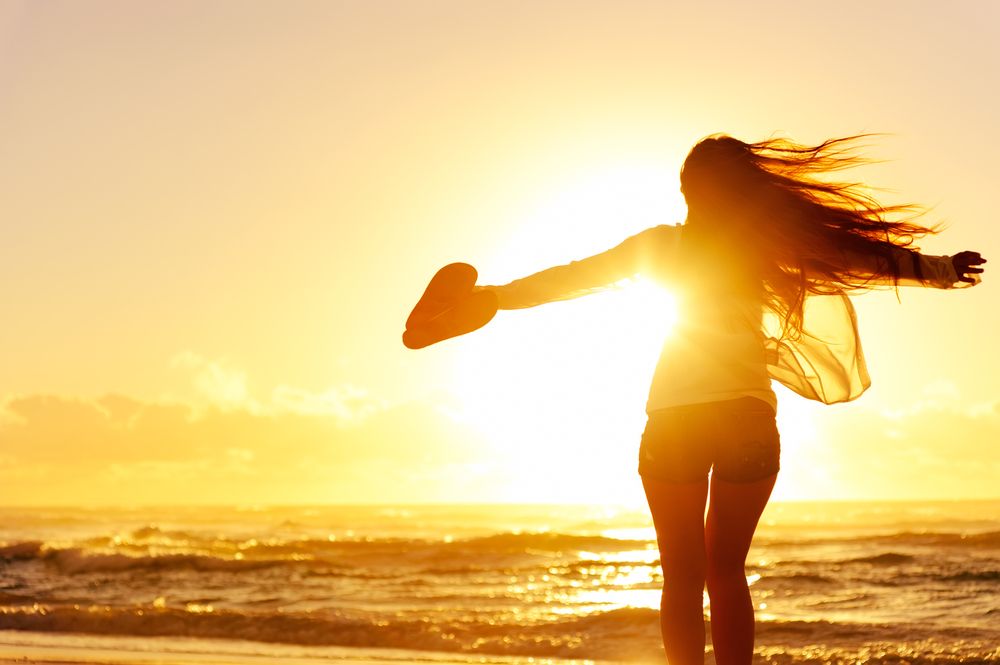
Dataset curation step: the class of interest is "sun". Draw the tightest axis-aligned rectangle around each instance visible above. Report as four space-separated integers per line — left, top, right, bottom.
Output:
446 161 686 504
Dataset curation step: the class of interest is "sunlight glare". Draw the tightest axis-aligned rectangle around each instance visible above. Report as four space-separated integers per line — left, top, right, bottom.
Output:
450 161 685 504
484 160 687 282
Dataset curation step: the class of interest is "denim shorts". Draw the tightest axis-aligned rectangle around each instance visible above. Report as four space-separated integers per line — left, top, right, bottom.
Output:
638 397 780 483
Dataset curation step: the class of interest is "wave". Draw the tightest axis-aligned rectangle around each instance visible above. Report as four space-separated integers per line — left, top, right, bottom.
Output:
5 539 994 594
119 526 654 551
29 526 1000 570
0 603 997 661
769 551 916 570
0 543 331 575
754 618 998 651
0 540 45 560
760 573 836 585
762 529 1000 549
456 531 650 552
0 543 653 580
942 570 1000 583
0 531 653 575
0 603 662 660
842 552 915 565
757 617 898 641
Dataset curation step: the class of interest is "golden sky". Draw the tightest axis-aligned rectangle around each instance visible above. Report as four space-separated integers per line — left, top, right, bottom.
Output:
1 0 998 505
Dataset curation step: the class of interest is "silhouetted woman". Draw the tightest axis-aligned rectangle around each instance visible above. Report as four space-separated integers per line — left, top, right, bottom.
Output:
477 135 985 665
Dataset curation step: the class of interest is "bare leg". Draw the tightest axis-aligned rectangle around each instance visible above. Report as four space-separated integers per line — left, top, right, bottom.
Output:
642 475 709 665
704 473 776 665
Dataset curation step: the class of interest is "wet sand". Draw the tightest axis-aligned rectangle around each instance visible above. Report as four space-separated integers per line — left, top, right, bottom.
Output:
0 642 597 665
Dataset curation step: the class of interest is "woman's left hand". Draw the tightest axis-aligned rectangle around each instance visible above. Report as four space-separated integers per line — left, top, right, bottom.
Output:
952 251 986 284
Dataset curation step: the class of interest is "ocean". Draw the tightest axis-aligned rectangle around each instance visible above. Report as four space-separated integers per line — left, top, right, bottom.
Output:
0 501 998 663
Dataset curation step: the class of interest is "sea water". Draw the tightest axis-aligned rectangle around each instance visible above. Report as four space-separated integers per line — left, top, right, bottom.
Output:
0 501 997 663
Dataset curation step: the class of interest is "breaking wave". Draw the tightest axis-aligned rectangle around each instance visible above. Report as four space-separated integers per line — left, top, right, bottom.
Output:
0 603 996 661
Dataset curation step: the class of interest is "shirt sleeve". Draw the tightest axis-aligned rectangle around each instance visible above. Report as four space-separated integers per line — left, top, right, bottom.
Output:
831 247 976 289
481 224 681 310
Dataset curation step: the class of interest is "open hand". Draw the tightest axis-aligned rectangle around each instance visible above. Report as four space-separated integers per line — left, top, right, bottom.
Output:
952 251 986 284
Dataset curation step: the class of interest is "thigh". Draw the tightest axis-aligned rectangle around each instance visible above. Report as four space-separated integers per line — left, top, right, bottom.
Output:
642 475 709 575
705 473 776 569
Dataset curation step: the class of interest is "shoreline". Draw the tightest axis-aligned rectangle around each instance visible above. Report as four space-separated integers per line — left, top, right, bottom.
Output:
0 633 609 665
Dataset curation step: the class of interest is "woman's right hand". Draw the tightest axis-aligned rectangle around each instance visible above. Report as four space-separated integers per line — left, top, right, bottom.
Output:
952 251 986 284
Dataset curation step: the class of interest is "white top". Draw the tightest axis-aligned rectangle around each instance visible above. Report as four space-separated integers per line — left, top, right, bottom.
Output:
484 224 971 414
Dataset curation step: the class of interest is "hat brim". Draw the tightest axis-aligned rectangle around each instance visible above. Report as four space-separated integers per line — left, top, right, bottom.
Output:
403 289 498 350
406 263 478 330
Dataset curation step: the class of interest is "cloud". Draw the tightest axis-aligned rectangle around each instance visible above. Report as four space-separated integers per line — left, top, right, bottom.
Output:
170 352 254 412
270 384 382 421
0 390 491 505
0 353 505 505
169 351 383 422
3 355 996 505
804 390 1000 500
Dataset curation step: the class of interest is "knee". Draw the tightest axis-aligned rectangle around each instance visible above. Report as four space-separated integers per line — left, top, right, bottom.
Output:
660 556 706 595
705 552 745 587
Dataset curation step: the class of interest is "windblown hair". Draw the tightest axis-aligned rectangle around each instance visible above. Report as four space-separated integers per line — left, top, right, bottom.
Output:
679 133 939 338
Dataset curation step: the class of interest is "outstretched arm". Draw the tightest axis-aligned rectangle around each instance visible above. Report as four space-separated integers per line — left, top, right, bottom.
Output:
479 224 680 310
836 246 986 289
896 248 985 288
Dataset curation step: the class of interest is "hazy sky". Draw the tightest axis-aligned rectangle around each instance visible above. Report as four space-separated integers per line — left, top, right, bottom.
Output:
2 0 998 505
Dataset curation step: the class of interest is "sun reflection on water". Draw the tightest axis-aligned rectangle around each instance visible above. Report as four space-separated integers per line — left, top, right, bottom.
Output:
577 548 659 564
600 526 657 541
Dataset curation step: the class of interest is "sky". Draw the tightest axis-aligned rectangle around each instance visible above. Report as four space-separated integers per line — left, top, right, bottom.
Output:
1 0 998 506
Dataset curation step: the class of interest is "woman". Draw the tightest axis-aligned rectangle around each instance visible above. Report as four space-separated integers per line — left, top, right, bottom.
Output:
477 135 985 665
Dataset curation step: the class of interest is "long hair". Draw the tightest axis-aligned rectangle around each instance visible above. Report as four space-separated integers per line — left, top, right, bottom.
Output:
678 133 938 338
